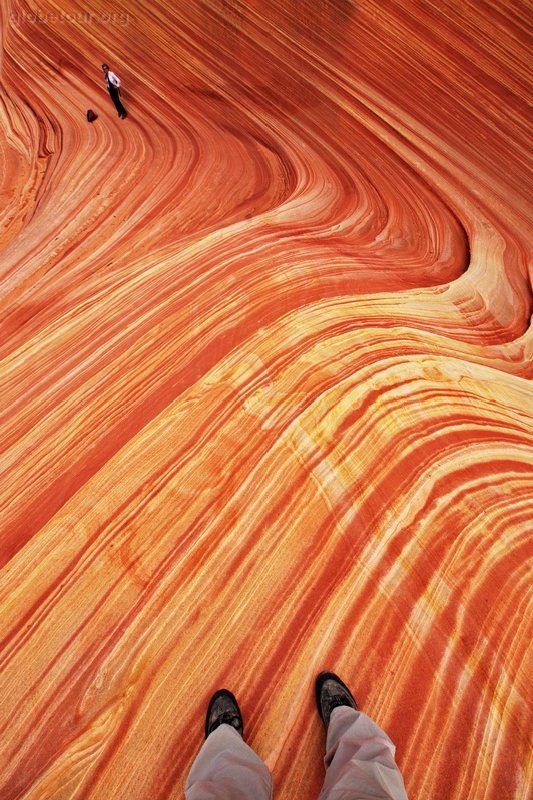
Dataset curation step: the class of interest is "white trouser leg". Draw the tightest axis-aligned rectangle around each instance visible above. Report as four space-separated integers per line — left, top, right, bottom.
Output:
185 724 273 800
318 706 409 800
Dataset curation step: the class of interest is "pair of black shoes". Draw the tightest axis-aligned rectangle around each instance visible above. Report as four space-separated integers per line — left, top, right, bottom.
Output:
205 672 357 739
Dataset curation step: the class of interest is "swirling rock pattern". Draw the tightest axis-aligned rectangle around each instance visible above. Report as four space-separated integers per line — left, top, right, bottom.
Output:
0 1 532 798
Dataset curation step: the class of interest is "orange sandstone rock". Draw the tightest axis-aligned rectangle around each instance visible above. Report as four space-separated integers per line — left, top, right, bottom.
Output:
0 1 531 799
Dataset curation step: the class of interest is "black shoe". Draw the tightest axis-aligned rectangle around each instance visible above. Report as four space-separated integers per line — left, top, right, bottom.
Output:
316 672 358 728
205 689 243 739
121 112 127 119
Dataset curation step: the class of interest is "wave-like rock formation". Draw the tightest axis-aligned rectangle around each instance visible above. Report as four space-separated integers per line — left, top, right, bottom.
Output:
0 1 531 798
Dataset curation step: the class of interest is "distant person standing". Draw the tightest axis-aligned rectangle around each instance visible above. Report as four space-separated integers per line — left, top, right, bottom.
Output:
101 64 127 118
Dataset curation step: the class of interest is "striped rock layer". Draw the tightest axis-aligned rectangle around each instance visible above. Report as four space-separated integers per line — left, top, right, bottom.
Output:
0 1 532 798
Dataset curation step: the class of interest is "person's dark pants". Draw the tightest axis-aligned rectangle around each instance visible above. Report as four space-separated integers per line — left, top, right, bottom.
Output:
108 86 127 116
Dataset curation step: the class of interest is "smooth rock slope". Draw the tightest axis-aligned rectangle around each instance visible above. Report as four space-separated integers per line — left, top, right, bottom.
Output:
0 1 532 798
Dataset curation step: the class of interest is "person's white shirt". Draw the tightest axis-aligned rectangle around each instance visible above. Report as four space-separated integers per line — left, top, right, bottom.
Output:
106 71 121 88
